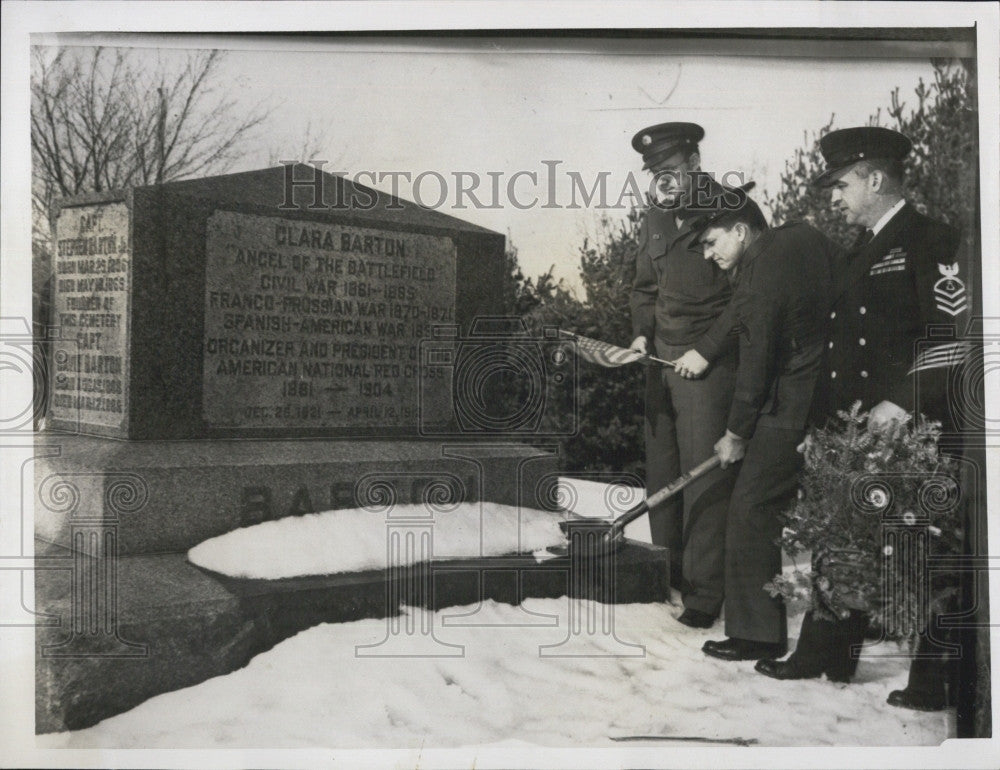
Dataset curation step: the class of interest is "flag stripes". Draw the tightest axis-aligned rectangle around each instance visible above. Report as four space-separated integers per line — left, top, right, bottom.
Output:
560 331 646 367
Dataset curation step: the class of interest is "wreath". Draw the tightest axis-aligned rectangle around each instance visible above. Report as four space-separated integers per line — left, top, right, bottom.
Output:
765 403 964 637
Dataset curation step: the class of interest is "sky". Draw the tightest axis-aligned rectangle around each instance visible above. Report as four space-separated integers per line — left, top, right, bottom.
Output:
24 35 952 292
188 39 945 291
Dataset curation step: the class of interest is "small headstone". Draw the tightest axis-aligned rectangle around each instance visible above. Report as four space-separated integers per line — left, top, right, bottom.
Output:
49 201 131 433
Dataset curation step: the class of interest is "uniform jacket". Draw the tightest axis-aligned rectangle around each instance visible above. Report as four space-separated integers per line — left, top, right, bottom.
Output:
630 204 734 354
725 223 838 439
811 202 971 429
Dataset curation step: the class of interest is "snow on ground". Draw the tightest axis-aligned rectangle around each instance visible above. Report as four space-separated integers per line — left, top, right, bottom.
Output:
48 478 947 749
188 501 569 579
37 598 948 749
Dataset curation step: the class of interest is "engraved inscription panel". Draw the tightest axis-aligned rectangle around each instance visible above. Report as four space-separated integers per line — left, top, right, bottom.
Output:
203 211 456 430
49 203 131 430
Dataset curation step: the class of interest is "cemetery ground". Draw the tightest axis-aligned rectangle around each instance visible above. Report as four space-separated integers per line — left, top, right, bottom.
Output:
36 479 951 750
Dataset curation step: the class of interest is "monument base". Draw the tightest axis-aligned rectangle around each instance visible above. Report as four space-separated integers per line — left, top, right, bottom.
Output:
34 435 559 555
35 539 669 733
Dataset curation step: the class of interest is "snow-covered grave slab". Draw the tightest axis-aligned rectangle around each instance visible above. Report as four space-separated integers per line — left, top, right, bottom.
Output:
37 598 948 749
187 501 565 579
187 478 648 580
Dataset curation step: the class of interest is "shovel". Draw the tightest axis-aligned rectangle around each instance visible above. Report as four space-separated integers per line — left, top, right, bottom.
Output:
558 455 722 549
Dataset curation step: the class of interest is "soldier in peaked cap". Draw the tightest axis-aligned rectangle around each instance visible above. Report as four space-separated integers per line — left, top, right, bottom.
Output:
631 122 705 205
669 181 839 663
632 122 704 161
754 126 974 713
810 125 914 189
628 122 740 630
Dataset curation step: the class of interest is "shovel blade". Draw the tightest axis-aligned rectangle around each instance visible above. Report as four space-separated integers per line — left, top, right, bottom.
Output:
560 516 627 551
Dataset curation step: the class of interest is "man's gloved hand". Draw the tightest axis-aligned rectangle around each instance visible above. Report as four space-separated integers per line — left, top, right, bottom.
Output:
867 400 908 433
674 349 710 379
714 429 748 468
630 336 648 355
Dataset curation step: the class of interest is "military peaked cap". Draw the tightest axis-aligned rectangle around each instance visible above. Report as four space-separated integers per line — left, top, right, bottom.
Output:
682 179 762 240
813 126 912 187
631 122 704 170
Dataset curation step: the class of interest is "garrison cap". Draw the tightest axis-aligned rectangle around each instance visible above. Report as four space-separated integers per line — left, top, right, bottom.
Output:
683 179 762 241
631 122 704 170
813 126 912 187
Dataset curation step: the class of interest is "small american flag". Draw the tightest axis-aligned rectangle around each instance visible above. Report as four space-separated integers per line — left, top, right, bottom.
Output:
561 331 652 368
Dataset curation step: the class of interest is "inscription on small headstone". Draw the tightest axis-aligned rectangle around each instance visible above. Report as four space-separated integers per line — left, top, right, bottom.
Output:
49 203 131 431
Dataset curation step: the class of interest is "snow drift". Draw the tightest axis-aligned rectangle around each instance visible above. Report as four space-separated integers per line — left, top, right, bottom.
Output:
188 501 568 579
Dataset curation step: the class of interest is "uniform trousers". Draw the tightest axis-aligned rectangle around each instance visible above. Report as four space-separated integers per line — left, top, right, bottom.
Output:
786 609 870 681
906 626 959 703
644 343 737 616
724 424 801 645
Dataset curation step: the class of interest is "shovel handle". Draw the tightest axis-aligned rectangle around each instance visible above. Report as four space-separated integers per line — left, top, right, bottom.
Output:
608 455 722 539
646 455 721 510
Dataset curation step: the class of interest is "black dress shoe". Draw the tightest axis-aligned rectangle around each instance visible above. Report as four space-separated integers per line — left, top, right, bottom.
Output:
886 688 948 712
755 656 826 681
755 656 852 683
676 609 715 629
702 637 786 661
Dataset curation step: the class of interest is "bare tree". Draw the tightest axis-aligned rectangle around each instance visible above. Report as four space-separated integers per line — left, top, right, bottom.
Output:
266 119 336 168
31 46 270 238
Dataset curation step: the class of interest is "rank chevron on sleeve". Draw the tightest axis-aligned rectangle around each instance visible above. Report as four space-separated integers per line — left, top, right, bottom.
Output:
934 262 968 316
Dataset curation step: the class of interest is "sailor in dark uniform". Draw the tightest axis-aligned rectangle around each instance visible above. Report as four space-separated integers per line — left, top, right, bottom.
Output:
628 123 740 629
673 182 838 661
755 127 973 710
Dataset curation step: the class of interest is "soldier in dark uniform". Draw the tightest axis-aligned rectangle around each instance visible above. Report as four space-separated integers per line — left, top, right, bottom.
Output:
755 128 973 710
628 123 740 629
673 182 838 661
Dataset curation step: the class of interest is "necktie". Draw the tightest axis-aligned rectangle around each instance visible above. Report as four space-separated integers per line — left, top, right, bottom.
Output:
853 228 874 250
